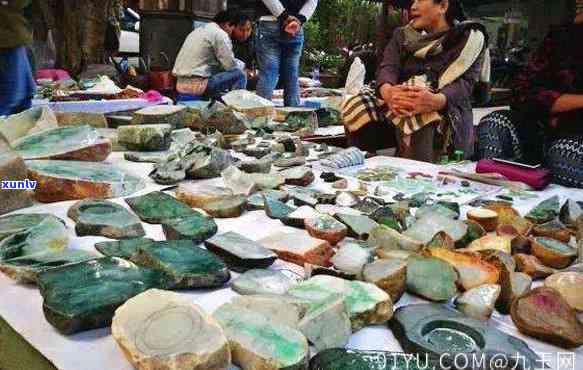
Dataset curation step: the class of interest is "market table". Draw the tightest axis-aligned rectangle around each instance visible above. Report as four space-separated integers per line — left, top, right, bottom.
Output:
1 154 583 370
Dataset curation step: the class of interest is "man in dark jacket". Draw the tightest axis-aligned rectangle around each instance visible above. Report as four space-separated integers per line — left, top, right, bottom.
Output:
255 0 318 106
0 0 35 116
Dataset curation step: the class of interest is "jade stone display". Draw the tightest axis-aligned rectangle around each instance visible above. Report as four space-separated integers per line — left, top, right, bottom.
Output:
26 160 145 202
204 231 277 272
390 304 541 369
231 269 298 295
161 214 218 244
38 257 167 334
13 125 111 161
132 240 230 289
309 349 427 370
95 238 155 259
117 124 172 151
67 199 145 239
0 213 53 241
125 191 198 224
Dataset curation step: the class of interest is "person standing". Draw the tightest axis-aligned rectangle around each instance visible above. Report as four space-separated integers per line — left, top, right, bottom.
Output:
0 0 35 116
256 0 318 107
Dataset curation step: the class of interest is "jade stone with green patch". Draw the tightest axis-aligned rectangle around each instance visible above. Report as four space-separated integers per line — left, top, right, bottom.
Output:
68 199 145 239
38 257 167 334
161 214 218 243
203 195 247 218
125 191 198 224
214 304 309 370
132 240 230 289
264 195 296 220
406 256 458 301
231 269 298 295
0 249 98 284
309 349 427 370
0 216 68 262
247 190 289 210
94 238 155 259
204 231 277 272
526 195 560 224
13 125 111 161
117 124 172 151
389 304 541 370
26 160 145 202
335 213 379 240
0 213 53 241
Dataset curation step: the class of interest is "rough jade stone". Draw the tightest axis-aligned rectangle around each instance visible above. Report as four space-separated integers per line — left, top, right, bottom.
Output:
287 275 393 331
560 199 583 228
124 150 170 163
13 125 111 161
455 284 501 321
514 253 555 279
404 212 468 244
132 240 230 289
26 160 145 203
405 256 458 302
175 182 234 208
38 257 167 335
0 213 53 241
117 124 172 151
390 304 541 369
95 238 155 259
238 157 273 174
280 166 315 186
367 225 423 252
247 190 289 210
532 219 571 243
161 215 218 244
231 269 298 295
54 111 107 128
260 231 334 267
0 106 58 144
125 191 198 224
0 149 33 215
531 237 577 269
228 295 309 329
263 195 296 220
204 232 277 272
0 216 68 262
281 206 320 228
67 199 145 239
203 195 247 218
335 213 379 240
213 304 309 370
248 173 285 190
526 196 560 224
273 156 306 168
131 105 187 129
221 166 258 196
545 272 583 311
305 214 348 245
309 349 427 370
0 249 98 284
363 259 408 303
112 289 231 370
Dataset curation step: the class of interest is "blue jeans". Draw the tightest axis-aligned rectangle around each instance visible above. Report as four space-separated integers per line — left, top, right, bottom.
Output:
256 21 304 107
0 46 35 116
206 68 247 98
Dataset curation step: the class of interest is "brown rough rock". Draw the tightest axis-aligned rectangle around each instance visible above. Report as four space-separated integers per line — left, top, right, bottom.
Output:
530 237 577 269
514 253 556 279
259 231 334 267
0 150 33 215
466 208 499 232
363 259 407 302
511 287 583 348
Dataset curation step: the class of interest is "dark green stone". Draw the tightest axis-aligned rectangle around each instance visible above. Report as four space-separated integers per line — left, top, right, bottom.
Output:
161 214 218 243
309 349 426 370
94 238 155 259
526 195 560 224
335 214 379 240
125 191 198 224
38 257 167 334
389 304 541 370
68 199 145 239
455 220 487 249
0 213 54 241
133 240 230 289
408 193 431 208
264 195 296 220
204 231 277 272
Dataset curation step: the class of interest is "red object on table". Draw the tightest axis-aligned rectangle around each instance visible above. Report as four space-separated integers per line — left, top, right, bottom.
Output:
475 159 551 190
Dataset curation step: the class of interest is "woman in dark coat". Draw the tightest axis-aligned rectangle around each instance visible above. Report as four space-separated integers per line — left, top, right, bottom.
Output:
343 0 487 163
476 2 583 188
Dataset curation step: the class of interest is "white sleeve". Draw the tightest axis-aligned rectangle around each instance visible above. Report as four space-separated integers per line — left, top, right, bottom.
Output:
214 32 237 71
261 0 286 17
300 0 319 20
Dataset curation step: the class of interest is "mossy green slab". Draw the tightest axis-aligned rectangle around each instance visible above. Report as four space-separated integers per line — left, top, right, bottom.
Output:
406 256 458 302
214 304 309 370
132 240 230 289
125 191 198 224
38 257 167 335
526 195 560 224
389 304 541 370
309 349 426 370
0 213 53 241
94 238 155 259
204 231 277 272
0 249 98 284
0 216 68 262
13 125 110 160
264 195 296 220
26 160 145 202
67 199 145 239
117 124 172 151
161 214 218 243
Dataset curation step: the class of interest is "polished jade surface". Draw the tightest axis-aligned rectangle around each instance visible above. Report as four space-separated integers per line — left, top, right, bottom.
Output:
125 191 198 224
13 125 105 159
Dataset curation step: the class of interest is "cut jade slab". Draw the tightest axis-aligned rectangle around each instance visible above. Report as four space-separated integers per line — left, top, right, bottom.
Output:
204 231 277 272
38 257 167 334
68 199 145 239
125 191 198 224
26 160 145 202
13 125 111 161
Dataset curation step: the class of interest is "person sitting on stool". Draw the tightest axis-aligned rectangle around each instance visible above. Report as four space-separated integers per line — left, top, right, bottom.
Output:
173 10 253 100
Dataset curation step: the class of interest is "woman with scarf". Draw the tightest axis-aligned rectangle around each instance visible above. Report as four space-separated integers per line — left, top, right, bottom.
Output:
342 0 488 163
476 1 583 188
